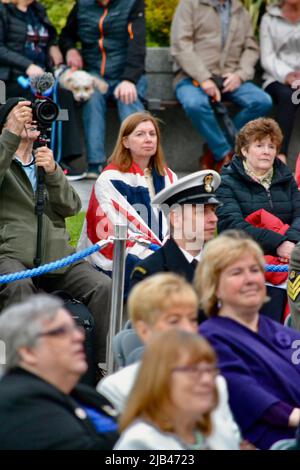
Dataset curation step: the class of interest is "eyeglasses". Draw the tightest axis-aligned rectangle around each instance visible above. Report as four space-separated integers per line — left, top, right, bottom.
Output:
172 364 219 379
37 324 85 338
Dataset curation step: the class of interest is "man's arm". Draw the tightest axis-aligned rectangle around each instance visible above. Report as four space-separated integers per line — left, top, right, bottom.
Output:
170 0 211 83
59 3 79 57
235 11 259 82
44 163 82 218
121 0 146 84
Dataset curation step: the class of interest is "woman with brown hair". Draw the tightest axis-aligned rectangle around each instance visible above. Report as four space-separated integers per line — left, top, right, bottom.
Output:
216 117 300 321
78 111 176 293
196 231 300 449
114 329 218 450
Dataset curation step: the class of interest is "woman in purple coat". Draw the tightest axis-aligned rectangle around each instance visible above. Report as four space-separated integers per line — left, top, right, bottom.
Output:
195 230 300 449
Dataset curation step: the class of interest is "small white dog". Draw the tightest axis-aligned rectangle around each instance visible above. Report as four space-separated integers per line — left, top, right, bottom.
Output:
58 68 108 102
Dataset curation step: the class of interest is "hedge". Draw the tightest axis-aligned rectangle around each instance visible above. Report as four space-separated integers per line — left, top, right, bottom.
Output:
40 0 269 46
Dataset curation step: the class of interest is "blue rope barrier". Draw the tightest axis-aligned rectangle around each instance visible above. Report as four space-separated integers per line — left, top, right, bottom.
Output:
0 244 102 284
0 240 289 285
265 264 288 272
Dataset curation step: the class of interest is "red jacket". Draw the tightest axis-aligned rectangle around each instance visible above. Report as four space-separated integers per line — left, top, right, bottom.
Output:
245 209 288 285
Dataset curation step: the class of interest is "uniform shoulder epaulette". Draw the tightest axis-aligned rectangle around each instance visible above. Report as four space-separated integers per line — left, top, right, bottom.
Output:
131 266 147 277
288 270 300 301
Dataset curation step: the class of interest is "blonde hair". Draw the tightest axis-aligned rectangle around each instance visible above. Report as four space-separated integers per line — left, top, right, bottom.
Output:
194 230 265 316
119 329 218 435
235 117 283 157
128 273 198 326
108 112 166 174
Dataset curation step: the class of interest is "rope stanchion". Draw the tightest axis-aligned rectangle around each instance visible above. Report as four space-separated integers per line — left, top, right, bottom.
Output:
106 224 127 375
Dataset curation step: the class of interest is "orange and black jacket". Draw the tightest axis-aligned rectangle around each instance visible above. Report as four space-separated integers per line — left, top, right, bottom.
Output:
59 0 146 84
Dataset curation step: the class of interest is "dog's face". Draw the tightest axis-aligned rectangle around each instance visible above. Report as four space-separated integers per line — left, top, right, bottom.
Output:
59 70 108 102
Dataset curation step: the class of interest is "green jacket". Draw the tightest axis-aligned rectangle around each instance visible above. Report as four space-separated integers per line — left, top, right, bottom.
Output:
0 129 81 271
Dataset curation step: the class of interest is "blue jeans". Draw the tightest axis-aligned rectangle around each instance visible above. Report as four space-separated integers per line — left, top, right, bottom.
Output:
82 75 147 165
176 79 273 161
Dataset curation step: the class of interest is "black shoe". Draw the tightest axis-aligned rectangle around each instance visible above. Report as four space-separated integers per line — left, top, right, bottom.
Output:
60 162 87 181
86 164 102 180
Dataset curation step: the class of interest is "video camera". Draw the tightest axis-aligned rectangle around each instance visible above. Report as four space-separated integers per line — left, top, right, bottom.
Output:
17 73 59 128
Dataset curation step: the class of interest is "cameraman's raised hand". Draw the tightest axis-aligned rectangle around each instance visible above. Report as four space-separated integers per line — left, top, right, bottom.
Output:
35 147 56 174
5 102 32 136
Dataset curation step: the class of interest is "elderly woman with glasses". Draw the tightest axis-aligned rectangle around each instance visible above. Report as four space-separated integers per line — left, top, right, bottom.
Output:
0 294 118 450
196 231 300 449
114 329 219 450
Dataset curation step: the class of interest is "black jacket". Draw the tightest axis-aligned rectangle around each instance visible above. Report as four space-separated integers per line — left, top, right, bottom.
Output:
0 368 119 450
129 237 196 289
0 1 57 81
216 156 300 255
59 0 145 83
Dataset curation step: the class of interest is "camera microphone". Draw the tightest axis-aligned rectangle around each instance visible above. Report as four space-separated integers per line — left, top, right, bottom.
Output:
30 72 55 96
27 73 59 126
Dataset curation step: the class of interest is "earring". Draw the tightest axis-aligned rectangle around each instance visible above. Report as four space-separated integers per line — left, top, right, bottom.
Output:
217 298 222 309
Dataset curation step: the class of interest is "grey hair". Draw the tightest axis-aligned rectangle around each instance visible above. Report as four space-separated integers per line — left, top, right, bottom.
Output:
0 294 63 372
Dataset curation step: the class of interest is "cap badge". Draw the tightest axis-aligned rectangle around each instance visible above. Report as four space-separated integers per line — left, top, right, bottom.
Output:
204 174 214 193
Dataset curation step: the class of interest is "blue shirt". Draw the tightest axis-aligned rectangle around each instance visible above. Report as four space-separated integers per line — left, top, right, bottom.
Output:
14 155 37 191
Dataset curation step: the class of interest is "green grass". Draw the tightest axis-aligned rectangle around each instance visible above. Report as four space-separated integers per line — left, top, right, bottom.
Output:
66 211 85 248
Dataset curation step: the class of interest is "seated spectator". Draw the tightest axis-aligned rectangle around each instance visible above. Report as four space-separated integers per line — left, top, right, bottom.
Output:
196 231 300 449
98 273 242 450
129 170 219 294
0 98 111 377
0 0 84 179
170 0 272 171
260 0 300 163
216 118 300 321
78 112 177 294
114 329 219 450
59 0 147 179
0 295 119 450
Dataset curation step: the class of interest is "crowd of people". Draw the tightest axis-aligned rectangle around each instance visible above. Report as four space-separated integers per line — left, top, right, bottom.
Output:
1 0 300 452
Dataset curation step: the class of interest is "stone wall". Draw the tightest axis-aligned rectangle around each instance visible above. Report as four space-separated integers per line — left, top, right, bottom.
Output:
76 47 300 174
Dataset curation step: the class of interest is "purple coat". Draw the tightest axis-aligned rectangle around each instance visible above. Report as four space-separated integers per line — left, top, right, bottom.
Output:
200 315 300 449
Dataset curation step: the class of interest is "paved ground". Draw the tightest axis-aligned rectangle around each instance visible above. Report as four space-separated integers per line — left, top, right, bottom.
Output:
72 179 95 211
72 172 188 210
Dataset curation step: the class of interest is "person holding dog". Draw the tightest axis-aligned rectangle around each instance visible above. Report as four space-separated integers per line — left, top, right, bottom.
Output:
59 0 147 179
170 0 272 172
0 97 112 377
0 0 84 180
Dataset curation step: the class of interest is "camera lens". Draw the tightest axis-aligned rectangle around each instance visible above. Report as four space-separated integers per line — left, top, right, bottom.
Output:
33 99 59 125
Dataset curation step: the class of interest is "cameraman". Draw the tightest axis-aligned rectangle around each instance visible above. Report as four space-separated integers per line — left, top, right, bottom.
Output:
0 98 112 376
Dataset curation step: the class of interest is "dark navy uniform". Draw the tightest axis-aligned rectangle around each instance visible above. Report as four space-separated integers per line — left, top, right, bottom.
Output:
129 237 207 322
129 237 196 290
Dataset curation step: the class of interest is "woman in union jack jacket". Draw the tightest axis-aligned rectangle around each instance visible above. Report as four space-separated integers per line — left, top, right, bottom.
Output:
78 111 177 294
